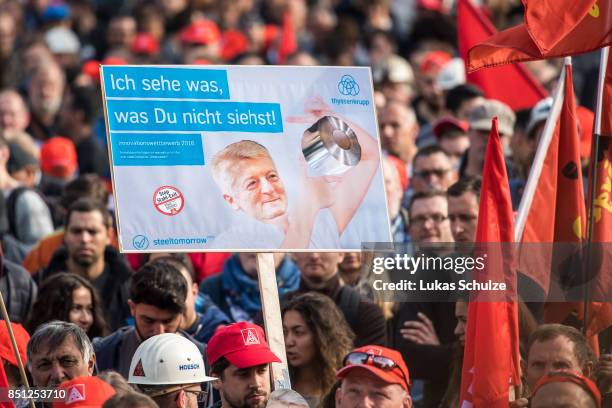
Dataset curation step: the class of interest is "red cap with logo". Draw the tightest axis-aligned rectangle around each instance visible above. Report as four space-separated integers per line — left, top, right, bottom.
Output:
336 345 410 391
207 322 281 369
53 376 116 408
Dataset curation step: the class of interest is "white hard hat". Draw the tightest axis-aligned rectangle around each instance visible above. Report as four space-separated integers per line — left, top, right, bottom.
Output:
128 333 217 386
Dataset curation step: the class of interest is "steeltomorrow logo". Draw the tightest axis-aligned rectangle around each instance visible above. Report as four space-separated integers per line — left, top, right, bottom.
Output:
338 75 360 96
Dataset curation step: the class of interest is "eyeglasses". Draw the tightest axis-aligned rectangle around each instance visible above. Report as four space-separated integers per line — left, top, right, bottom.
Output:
410 214 448 225
343 352 410 389
414 168 451 179
184 389 208 403
146 385 208 403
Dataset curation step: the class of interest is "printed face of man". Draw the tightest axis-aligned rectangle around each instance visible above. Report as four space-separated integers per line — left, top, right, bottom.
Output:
223 156 288 223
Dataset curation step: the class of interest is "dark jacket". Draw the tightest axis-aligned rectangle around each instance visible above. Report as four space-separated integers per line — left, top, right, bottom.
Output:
188 294 231 344
390 300 456 408
0 259 37 323
37 246 132 330
286 275 387 347
93 326 206 377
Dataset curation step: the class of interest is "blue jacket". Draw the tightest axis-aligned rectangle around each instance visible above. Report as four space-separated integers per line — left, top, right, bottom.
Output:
93 326 206 377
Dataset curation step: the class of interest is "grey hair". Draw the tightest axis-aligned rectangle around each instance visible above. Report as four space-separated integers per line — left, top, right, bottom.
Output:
268 389 309 406
27 321 94 367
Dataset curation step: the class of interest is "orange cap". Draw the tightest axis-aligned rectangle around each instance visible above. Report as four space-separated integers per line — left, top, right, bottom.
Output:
0 323 29 367
54 376 116 408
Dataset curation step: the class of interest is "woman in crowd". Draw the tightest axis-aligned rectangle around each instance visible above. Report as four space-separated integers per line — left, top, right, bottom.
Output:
26 272 108 338
282 292 354 408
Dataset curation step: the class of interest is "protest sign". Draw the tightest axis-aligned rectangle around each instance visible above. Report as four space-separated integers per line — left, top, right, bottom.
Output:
101 65 391 251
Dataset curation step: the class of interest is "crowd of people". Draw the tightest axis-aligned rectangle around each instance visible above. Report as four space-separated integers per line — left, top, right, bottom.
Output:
0 0 608 407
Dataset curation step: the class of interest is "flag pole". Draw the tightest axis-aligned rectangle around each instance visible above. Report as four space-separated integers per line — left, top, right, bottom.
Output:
514 61 566 241
584 46 610 334
0 255 35 408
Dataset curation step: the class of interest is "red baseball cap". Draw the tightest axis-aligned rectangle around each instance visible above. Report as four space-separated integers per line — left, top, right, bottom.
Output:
0 323 29 367
131 32 159 55
180 20 221 46
532 372 601 408
221 30 249 62
40 137 78 180
420 51 452 74
336 345 410 391
432 116 469 139
207 322 281 369
53 376 116 408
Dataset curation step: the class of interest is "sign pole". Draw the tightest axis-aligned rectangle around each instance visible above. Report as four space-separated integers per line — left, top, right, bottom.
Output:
256 253 291 390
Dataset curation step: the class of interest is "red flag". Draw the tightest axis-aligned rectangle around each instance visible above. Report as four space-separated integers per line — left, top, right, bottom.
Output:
516 62 586 292
468 0 612 71
0 358 14 408
459 118 520 407
523 0 599 54
586 50 612 338
457 0 547 110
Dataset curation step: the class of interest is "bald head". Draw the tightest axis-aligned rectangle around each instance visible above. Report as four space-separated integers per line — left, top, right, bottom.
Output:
378 101 418 163
531 381 597 408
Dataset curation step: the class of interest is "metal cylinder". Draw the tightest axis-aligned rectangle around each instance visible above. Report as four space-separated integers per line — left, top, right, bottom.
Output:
301 116 361 176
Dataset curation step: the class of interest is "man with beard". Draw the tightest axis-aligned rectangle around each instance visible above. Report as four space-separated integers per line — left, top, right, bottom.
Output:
94 259 205 379
27 321 95 387
26 61 64 141
207 322 281 408
37 198 132 330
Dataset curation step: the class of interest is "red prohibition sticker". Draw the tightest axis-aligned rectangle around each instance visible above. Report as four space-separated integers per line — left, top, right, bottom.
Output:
153 186 184 216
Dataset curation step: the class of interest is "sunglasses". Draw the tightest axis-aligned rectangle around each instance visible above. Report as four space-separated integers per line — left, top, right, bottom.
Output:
343 352 410 389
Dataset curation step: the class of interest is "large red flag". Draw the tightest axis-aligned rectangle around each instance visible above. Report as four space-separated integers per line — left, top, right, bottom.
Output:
586 50 612 338
457 0 547 110
468 0 612 71
459 118 520 407
523 0 599 54
516 62 586 293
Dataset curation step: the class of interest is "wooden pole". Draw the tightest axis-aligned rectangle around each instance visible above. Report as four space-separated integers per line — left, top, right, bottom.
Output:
256 253 291 390
0 291 35 408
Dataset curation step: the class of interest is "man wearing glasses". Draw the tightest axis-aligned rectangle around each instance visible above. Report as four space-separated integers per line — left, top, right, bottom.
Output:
407 190 454 244
335 345 412 408
128 333 215 408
